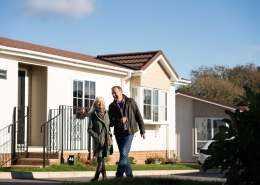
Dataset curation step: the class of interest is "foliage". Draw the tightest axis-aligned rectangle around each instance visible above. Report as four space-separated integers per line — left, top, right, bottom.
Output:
145 156 153 164
104 156 111 164
128 156 136 164
145 154 164 164
178 63 260 105
174 156 181 163
166 157 175 162
202 86 260 185
76 109 87 114
78 156 97 167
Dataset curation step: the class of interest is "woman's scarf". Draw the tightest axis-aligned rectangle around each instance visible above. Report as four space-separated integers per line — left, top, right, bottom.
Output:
96 107 105 119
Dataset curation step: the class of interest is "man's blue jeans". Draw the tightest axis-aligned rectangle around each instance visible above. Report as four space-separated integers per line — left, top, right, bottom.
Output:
115 133 134 177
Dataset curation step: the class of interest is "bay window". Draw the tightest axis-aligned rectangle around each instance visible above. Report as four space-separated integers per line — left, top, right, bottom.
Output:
132 87 167 123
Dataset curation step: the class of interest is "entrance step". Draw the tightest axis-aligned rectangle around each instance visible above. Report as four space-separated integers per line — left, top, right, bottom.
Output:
9 165 43 169
19 152 59 159
15 158 60 165
11 151 60 169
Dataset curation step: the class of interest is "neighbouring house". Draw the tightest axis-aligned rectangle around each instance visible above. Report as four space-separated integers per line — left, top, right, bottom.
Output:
175 89 246 163
0 37 190 166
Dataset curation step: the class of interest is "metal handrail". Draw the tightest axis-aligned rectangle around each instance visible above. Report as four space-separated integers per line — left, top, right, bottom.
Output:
40 109 61 167
0 106 29 167
40 105 91 167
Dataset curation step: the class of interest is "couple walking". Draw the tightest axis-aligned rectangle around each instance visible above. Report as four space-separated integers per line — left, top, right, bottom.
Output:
87 86 146 181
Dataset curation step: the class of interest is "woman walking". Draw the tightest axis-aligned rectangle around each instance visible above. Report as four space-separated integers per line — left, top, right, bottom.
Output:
87 96 113 181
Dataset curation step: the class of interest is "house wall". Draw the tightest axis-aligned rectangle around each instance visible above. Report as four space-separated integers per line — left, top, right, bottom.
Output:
0 54 18 129
175 95 193 162
0 51 176 158
47 65 122 109
130 62 175 157
193 100 230 117
47 65 159 153
30 65 47 146
47 65 173 153
130 76 141 87
141 62 171 91
176 95 233 163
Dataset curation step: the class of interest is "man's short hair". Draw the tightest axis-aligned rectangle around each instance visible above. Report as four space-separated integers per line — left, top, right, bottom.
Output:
112 86 122 91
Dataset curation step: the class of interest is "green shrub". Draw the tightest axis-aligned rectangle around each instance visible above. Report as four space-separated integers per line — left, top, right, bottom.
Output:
128 156 136 164
202 86 260 185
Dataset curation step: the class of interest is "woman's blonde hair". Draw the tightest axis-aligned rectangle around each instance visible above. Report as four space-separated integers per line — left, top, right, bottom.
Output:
89 96 106 113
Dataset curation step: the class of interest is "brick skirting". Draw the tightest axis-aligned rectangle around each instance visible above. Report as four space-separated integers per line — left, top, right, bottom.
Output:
62 150 175 165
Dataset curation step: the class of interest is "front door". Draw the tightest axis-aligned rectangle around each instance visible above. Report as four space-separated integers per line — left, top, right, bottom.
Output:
17 70 27 147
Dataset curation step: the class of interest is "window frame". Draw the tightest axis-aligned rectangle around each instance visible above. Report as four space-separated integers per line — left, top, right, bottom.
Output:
131 86 168 124
73 79 96 111
194 117 227 154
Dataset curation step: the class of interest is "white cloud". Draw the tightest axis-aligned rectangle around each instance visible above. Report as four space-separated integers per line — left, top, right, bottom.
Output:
20 0 95 19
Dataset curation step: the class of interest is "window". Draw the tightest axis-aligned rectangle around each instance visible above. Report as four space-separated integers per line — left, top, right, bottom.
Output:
73 80 95 112
152 90 158 122
132 87 167 122
160 91 167 121
195 118 226 154
143 89 152 119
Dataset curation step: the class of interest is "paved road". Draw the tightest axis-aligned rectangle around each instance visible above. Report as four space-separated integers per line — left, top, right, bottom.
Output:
0 170 226 184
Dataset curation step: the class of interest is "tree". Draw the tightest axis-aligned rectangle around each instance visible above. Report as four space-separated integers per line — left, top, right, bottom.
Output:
178 63 260 105
202 86 260 185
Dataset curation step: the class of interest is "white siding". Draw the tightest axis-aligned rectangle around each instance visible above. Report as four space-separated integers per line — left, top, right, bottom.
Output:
0 55 18 129
175 95 194 162
141 62 170 91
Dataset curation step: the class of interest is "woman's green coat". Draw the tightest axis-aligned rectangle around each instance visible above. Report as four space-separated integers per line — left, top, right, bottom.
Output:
87 111 113 158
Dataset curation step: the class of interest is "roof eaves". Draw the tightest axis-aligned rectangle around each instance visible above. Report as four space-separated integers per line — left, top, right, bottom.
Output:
141 50 180 82
175 89 238 110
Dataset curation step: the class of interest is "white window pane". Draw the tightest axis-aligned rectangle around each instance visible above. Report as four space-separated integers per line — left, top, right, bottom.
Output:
153 106 158 121
159 92 167 121
143 89 151 104
143 105 151 119
196 118 211 141
143 89 152 120
132 88 138 102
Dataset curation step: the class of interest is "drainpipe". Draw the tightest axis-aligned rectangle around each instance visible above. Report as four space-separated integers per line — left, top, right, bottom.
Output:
121 72 132 93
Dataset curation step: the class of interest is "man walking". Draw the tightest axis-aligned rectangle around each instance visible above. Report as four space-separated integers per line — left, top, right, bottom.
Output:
109 86 146 177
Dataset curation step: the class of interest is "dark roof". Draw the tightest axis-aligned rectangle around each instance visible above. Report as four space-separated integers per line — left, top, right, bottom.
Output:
175 89 247 111
0 37 179 77
0 37 122 68
97 50 179 77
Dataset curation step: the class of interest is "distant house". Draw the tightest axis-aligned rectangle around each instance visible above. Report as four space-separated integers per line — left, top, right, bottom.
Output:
0 37 190 164
175 89 246 163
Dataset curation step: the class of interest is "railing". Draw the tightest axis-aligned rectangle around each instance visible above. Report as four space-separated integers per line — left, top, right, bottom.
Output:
0 106 29 167
41 105 91 167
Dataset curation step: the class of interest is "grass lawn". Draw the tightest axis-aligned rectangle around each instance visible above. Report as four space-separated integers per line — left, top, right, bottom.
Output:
0 163 224 185
0 163 202 172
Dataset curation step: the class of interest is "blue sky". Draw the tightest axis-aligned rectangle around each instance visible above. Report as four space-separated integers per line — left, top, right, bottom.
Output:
0 0 259 79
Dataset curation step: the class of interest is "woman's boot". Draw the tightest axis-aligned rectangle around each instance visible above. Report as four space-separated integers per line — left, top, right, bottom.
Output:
101 163 108 180
91 162 103 181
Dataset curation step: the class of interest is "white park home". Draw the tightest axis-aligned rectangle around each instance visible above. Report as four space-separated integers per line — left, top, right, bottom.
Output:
0 37 190 166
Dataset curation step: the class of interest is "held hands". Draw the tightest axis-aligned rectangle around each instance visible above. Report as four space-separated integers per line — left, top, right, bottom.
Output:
120 117 127 124
117 117 127 127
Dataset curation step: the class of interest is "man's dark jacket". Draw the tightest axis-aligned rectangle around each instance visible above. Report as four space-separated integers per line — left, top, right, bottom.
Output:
108 95 146 136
